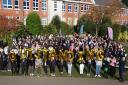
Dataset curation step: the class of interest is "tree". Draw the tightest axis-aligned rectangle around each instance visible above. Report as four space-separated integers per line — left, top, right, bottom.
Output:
60 21 74 35
51 15 61 33
122 0 128 7
15 23 29 37
43 24 57 35
26 12 42 35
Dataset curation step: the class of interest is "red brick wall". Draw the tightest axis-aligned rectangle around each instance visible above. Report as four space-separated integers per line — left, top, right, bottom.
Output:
0 0 48 22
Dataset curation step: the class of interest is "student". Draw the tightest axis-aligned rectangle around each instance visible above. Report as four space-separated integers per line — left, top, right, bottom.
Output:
35 53 42 77
95 48 104 77
118 49 127 82
109 56 117 78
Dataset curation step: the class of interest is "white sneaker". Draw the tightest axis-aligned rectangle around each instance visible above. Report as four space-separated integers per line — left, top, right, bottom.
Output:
31 73 34 76
95 75 97 77
87 73 90 76
98 75 101 77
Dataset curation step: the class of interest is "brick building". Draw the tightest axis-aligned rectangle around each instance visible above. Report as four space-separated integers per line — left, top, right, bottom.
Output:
0 0 95 26
0 0 127 26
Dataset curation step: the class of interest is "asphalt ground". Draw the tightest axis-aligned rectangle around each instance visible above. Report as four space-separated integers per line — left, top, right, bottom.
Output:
0 76 127 85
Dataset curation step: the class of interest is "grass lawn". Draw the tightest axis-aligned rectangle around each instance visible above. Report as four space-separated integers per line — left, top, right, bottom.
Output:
0 64 127 81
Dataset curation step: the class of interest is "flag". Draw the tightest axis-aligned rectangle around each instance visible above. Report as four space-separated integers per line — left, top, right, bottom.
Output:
80 25 84 35
107 27 113 40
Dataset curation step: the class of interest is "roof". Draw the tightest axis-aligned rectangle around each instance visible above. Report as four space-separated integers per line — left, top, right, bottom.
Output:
94 0 111 6
94 0 127 8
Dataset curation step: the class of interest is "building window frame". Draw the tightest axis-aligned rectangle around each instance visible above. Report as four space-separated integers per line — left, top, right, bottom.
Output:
41 18 47 25
33 0 39 10
62 2 66 12
84 4 89 12
23 0 29 10
81 4 84 12
74 4 78 13
68 3 72 13
42 0 47 11
54 1 57 11
2 0 12 9
14 0 19 9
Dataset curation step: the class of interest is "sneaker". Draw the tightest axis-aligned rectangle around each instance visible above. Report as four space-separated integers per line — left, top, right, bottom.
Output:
31 73 34 76
60 72 63 75
87 73 90 76
95 75 97 77
98 75 101 77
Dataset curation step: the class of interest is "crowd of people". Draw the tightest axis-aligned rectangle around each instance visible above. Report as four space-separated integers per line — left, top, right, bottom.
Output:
0 33 127 82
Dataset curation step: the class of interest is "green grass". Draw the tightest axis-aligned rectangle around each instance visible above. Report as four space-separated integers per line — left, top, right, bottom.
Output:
0 64 127 81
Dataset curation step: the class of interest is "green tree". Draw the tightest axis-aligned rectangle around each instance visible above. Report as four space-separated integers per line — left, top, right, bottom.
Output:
43 24 57 35
51 15 61 33
60 21 74 35
15 23 29 37
98 16 113 36
112 24 122 40
122 0 128 7
77 15 96 35
26 12 42 35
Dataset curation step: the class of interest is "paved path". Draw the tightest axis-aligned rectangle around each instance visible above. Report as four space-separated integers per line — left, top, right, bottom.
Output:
0 76 127 85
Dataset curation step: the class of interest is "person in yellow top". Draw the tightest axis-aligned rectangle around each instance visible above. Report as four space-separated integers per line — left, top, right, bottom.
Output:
95 48 104 77
86 48 95 76
58 49 66 75
9 50 16 75
42 47 48 75
49 48 56 76
66 50 74 76
20 51 27 75
26 48 34 76
77 51 85 76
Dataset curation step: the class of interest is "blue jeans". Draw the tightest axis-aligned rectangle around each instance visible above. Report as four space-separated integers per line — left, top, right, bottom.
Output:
96 65 101 75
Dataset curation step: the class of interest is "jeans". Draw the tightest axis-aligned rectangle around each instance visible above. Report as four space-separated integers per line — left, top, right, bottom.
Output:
96 65 101 75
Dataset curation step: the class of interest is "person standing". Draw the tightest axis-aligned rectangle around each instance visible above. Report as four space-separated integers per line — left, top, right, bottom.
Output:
118 48 127 82
49 49 56 76
109 56 117 78
77 51 85 76
95 48 104 77
35 53 42 77
9 50 16 75
66 50 74 77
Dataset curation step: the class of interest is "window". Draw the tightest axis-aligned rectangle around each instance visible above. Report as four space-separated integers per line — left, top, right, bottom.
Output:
14 0 19 9
33 0 38 10
54 1 57 11
2 0 12 8
81 4 84 12
84 4 89 12
16 16 20 20
24 0 29 9
42 0 47 11
41 18 47 25
62 2 66 12
68 4 72 12
74 4 77 12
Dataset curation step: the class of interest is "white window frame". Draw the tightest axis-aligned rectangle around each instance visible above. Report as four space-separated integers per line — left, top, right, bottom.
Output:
2 0 12 9
62 2 66 12
14 0 19 9
74 4 78 13
42 0 47 11
41 18 47 25
81 4 84 12
68 3 72 13
33 0 39 10
23 0 29 10
54 1 57 11
84 4 89 12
